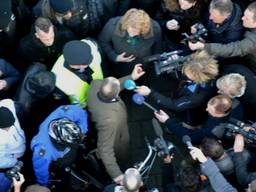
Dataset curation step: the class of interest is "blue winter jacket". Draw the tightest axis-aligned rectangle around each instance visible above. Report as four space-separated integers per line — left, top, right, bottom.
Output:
31 105 88 186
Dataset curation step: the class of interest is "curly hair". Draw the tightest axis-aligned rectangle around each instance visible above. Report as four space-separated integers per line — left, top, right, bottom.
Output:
182 50 219 84
121 8 151 37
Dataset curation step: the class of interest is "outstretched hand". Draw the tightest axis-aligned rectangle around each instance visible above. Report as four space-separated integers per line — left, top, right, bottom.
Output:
131 64 145 80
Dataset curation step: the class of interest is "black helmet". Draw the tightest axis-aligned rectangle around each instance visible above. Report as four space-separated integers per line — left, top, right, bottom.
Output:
50 118 83 145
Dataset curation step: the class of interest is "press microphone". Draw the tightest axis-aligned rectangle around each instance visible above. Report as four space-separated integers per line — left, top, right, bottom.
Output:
132 93 158 112
152 118 169 156
182 135 193 149
124 79 137 90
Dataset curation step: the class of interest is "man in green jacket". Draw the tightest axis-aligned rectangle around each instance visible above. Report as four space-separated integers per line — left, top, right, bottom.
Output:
189 2 256 73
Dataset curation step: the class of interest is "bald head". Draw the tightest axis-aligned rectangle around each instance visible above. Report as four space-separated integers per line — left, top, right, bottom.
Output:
100 77 121 100
123 168 142 192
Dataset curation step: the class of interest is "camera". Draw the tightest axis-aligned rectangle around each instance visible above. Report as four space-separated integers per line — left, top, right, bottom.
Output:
143 50 189 76
154 138 175 158
5 161 23 181
182 23 208 43
223 118 256 145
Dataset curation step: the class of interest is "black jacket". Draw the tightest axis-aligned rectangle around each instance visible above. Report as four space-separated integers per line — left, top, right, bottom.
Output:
15 25 75 70
205 3 244 44
148 79 217 126
233 151 256 187
154 0 207 43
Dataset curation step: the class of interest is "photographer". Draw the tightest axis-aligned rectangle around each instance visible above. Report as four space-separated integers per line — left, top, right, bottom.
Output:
188 2 256 73
232 134 256 187
154 95 241 144
153 0 208 51
12 172 25 192
191 0 243 44
189 147 238 192
135 50 218 126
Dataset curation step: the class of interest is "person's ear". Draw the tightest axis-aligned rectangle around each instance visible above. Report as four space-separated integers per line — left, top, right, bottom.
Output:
35 32 39 39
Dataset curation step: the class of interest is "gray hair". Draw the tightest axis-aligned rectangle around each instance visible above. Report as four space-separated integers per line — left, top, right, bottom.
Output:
216 73 246 98
210 0 233 15
248 2 256 22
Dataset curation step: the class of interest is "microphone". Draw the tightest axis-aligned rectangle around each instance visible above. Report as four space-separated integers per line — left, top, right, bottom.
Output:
132 93 157 112
124 79 137 90
152 118 169 156
182 135 193 149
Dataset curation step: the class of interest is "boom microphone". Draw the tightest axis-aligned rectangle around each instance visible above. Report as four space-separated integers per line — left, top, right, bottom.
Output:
182 135 193 149
132 93 158 112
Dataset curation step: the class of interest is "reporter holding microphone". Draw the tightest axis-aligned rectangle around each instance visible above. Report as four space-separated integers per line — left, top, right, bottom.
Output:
135 50 219 127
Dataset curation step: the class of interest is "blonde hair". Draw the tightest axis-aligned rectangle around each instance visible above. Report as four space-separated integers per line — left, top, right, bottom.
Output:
182 51 219 84
216 73 246 98
121 8 151 37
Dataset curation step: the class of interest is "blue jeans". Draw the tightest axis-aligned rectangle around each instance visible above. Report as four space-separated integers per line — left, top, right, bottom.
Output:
0 173 11 192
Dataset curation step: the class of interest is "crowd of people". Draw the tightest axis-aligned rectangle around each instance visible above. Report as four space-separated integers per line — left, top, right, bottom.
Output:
1 0 256 191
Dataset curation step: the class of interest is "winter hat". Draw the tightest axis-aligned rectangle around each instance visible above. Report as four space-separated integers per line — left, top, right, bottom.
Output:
0 107 15 128
0 1 12 29
50 0 74 14
63 40 93 65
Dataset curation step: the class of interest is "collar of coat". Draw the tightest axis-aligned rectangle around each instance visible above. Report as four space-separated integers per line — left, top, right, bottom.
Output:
114 17 154 39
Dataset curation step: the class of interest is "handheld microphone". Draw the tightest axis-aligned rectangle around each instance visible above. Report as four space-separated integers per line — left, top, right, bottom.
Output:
132 93 157 112
124 79 137 90
152 118 169 156
182 135 193 149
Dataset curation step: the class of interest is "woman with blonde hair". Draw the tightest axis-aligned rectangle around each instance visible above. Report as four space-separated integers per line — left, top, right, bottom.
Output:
99 8 162 77
135 50 219 126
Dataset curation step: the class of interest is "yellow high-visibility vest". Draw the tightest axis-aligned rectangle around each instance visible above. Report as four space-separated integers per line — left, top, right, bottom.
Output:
52 39 103 107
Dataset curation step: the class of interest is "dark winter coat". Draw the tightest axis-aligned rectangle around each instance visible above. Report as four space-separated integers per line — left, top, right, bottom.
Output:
148 79 217 126
222 64 256 121
16 26 75 70
205 29 256 74
33 0 115 38
0 59 20 91
154 0 208 43
98 16 162 76
233 151 256 187
205 3 244 44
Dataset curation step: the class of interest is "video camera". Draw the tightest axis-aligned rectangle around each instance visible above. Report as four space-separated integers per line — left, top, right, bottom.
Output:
222 118 256 145
143 50 189 77
154 137 176 159
182 23 208 43
5 161 23 181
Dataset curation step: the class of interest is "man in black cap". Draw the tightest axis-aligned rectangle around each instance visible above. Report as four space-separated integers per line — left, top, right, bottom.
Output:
0 99 26 191
52 39 103 107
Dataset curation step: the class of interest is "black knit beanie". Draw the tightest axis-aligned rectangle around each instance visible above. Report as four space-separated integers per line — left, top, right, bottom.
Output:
50 0 74 14
0 107 15 128
0 1 12 29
